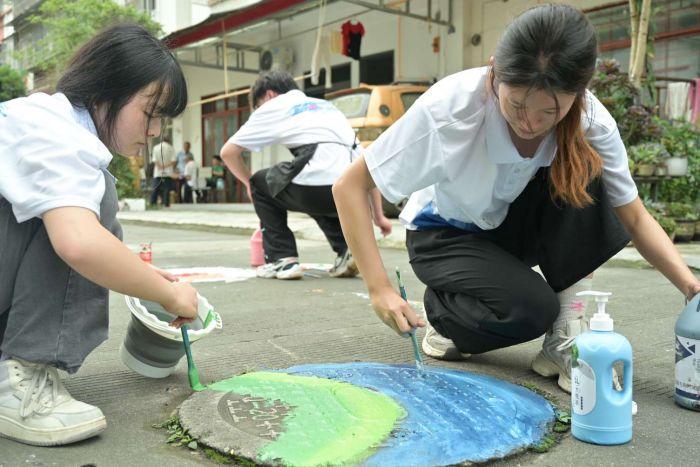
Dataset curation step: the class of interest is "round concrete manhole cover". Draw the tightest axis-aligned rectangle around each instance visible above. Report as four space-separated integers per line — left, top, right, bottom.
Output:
179 363 555 466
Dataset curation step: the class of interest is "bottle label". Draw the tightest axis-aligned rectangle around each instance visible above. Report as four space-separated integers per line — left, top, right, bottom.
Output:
675 336 699 399
572 358 596 415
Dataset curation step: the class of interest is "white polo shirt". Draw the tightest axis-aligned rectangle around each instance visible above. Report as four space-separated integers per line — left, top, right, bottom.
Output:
0 92 112 223
152 141 176 178
364 67 638 231
227 90 359 186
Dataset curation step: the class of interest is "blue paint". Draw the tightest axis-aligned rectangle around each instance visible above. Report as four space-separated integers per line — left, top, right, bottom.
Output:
283 363 555 466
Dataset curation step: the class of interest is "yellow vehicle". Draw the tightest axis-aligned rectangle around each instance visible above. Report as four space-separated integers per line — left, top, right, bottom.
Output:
327 83 428 216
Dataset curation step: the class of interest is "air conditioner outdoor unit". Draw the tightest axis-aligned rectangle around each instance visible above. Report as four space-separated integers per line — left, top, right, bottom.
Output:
260 46 294 72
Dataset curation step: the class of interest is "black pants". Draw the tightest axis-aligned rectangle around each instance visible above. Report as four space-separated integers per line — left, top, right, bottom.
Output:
149 177 173 207
407 169 630 354
250 168 347 262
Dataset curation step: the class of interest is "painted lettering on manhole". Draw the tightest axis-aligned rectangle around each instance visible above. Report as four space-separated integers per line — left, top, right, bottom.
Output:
217 393 290 440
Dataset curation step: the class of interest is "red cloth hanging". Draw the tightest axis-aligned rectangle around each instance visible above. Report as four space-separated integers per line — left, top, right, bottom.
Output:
341 20 365 60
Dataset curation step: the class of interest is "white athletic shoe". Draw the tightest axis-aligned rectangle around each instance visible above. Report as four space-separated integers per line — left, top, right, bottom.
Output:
0 359 106 446
329 250 359 278
531 320 586 393
421 324 471 361
256 257 304 280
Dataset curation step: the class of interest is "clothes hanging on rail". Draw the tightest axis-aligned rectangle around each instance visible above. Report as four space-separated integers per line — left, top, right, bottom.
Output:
341 20 365 60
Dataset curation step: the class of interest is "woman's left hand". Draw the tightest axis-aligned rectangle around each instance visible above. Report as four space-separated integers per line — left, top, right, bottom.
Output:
686 282 700 301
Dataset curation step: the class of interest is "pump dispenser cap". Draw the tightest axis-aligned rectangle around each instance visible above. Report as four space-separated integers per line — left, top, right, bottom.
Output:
576 291 614 331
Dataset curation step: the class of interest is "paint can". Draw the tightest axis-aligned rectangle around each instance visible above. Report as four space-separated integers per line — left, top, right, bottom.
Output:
675 292 700 411
138 242 152 263
119 293 222 378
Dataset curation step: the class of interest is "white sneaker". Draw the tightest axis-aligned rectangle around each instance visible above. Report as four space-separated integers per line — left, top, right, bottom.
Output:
531 320 585 393
421 323 471 361
256 257 303 280
0 359 106 446
329 250 358 278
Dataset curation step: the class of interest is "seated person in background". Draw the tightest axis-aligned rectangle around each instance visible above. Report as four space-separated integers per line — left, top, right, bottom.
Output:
207 155 226 201
182 154 200 203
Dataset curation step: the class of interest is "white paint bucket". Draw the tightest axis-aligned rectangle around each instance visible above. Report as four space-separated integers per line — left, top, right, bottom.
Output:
119 294 222 378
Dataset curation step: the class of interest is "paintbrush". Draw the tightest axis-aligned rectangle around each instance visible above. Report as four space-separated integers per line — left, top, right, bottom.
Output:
181 325 206 391
395 268 424 371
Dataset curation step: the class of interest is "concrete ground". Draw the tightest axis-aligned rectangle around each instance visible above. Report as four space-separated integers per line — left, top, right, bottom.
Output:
1 223 699 466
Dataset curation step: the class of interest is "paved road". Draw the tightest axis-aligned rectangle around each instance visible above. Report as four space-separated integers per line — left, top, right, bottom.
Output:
1 224 698 466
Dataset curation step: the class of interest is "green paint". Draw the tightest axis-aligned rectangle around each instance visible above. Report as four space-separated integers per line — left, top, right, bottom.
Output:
180 326 206 391
208 372 405 466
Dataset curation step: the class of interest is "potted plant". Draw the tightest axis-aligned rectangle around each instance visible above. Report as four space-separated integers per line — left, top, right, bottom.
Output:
628 143 661 176
661 121 699 177
666 202 696 242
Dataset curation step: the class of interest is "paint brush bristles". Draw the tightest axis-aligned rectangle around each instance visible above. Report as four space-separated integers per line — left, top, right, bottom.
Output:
181 325 206 391
395 268 424 371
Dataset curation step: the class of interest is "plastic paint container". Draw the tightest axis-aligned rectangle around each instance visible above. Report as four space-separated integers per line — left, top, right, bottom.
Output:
120 294 222 378
675 292 700 411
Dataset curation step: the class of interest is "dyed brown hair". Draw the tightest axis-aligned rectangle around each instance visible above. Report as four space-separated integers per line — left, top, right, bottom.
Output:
490 4 603 208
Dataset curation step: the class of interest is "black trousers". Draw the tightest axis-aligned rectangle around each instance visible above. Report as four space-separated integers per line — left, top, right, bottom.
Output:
407 169 630 354
149 176 173 207
250 168 347 262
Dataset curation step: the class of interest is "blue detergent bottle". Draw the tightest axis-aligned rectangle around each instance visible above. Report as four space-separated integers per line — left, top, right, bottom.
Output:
675 292 700 411
571 291 633 445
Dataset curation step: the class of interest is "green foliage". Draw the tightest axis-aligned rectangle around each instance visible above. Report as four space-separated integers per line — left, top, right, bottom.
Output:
666 202 696 220
657 120 700 204
0 65 26 101
627 142 668 166
660 120 700 159
590 59 662 146
589 59 636 122
108 155 141 199
23 0 161 75
153 416 256 466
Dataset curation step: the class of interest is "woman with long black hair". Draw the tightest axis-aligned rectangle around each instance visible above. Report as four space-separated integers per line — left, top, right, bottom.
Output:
0 24 198 446
334 4 700 392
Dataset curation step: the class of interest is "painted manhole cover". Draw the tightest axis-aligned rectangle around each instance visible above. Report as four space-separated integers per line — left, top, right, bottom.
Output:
179 363 555 466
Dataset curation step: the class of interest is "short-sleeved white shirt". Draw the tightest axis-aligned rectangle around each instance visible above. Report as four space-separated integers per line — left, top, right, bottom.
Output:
184 160 199 188
0 92 113 223
226 90 359 186
152 141 176 178
364 67 638 231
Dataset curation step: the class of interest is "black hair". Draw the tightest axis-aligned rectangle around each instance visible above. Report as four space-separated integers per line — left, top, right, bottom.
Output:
489 3 602 209
250 71 298 108
56 23 187 148
492 3 597 97
212 155 223 162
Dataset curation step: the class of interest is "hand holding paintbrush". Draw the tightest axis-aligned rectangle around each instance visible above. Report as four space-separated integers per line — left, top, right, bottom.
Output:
395 268 425 370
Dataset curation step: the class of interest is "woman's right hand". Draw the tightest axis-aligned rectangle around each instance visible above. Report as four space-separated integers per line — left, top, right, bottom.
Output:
164 282 199 328
370 287 426 335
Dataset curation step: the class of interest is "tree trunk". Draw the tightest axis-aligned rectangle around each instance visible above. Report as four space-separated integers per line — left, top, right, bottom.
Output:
628 0 639 74
629 0 652 89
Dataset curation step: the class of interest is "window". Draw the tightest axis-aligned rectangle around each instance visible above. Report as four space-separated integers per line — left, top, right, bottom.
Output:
360 51 394 85
587 0 700 80
328 92 371 118
303 63 352 98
